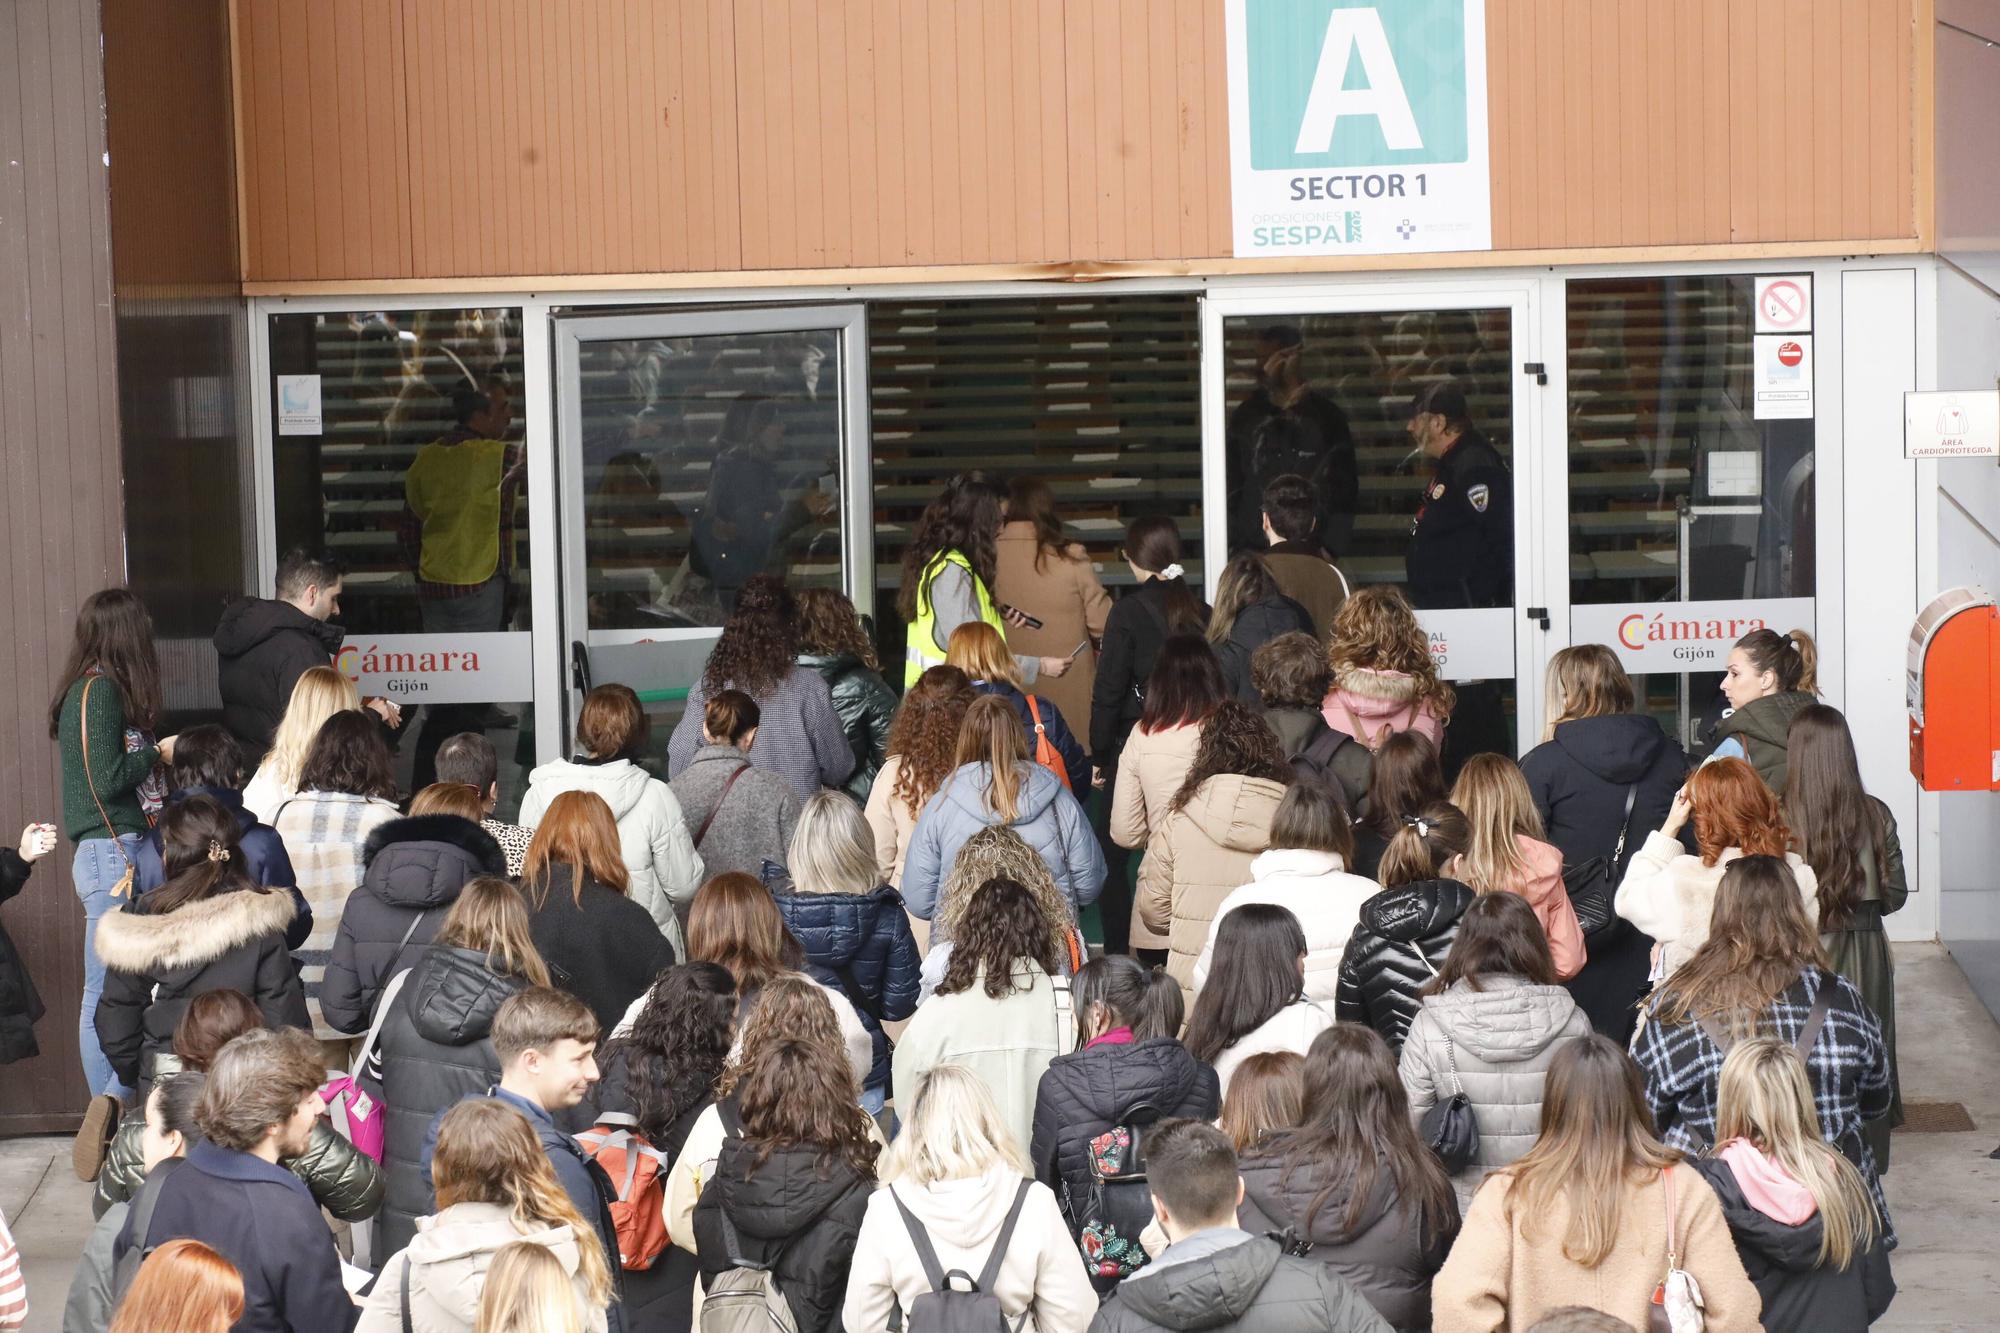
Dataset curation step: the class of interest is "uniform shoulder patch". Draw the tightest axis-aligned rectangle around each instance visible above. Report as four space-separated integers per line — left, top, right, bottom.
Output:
1429 482 1447 500
1467 483 1491 513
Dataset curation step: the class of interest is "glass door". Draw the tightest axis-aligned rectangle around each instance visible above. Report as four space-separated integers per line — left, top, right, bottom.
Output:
552 305 870 751
1200 284 1547 767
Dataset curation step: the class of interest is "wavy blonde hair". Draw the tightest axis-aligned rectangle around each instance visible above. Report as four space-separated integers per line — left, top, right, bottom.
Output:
1325 586 1454 716
253 666 359 794
879 1063 1030 1186
1541 644 1635 741
1448 754 1547 895
473 1241 587 1333
934 826 1074 962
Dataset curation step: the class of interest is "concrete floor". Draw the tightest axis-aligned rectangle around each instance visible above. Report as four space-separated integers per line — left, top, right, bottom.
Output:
2 942 1995 1331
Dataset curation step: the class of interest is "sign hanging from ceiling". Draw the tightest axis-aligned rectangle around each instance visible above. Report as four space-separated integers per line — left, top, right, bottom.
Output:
1225 0 1492 259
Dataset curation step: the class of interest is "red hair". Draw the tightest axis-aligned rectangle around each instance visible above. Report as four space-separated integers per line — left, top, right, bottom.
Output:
1689 757 1791 865
523 790 630 904
107 1239 244 1333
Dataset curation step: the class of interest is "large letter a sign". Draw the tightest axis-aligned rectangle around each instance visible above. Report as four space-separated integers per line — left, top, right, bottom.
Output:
1225 0 1492 258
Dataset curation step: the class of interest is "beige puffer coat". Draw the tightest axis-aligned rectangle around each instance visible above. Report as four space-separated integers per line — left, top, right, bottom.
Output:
1136 773 1287 1005
1111 721 1204 950
1398 976 1592 1205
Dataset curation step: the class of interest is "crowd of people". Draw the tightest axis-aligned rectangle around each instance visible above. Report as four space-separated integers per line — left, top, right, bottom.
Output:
0 458 1910 1333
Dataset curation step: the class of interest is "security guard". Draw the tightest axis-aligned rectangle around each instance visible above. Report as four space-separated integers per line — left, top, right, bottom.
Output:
1405 380 1512 609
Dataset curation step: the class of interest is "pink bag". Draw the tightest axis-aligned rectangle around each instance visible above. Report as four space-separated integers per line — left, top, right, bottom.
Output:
322 1074 386 1163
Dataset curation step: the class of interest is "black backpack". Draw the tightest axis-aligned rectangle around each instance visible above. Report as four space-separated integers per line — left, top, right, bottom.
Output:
1292 726 1373 818
890 1178 1033 1333
1069 1101 1162 1283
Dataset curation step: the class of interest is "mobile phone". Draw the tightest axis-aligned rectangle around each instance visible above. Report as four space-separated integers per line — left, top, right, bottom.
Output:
1001 604 1045 630
1067 640 1089 659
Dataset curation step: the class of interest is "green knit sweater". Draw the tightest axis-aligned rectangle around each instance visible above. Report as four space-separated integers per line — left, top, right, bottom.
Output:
57 676 159 842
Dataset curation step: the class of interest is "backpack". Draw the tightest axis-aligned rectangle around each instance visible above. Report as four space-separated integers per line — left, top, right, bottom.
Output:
1293 726 1373 817
110 1157 182 1302
890 1179 1034 1333
1024 696 1073 793
701 1210 799 1333
577 1113 672 1270
1070 1100 1161 1282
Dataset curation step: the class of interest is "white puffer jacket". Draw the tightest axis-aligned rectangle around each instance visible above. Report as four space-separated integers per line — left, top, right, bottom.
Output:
518 757 704 954
1191 849 1379 1004
1398 976 1592 1197
1614 831 1819 981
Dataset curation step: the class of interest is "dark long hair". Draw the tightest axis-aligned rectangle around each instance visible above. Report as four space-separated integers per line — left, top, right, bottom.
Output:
897 472 1006 621
1006 476 1075 574
735 1037 881 1182
604 963 738 1146
1734 627 1818 695
1071 955 1183 1045
297 712 398 801
1364 731 1447 842
1170 700 1292 812
1783 704 1882 930
1122 515 1206 635
50 587 162 737
702 574 798 697
1183 905 1307 1065
148 796 271 914
1264 1024 1456 1243
1647 855 1826 1037
937 877 1062 1000
1422 890 1555 995
793 587 881 672
1138 635 1229 735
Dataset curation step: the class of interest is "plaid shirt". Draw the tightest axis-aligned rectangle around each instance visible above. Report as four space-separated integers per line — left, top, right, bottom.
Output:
1631 966 1896 1243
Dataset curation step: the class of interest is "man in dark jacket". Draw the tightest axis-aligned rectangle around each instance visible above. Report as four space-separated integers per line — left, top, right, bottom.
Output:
213 549 347 764
120 1027 358 1333
1226 325 1360 560
1259 473 1349 640
1091 1119 1389 1333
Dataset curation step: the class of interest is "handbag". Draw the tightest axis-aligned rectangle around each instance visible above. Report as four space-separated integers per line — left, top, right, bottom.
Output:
1562 781 1640 941
1648 1166 1707 1333
1024 695 1074 793
1406 943 1480 1172
329 910 430 1163
78 676 139 901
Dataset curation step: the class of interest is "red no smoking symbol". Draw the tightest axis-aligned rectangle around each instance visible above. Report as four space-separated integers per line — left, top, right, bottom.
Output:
1761 280 1806 328
1777 341 1803 367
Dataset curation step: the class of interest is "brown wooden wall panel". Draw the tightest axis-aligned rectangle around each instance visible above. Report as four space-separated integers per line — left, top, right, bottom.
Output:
0 0 129 1127
233 0 1922 285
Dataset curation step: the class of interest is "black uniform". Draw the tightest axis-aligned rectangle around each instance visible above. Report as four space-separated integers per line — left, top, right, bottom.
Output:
1227 387 1359 557
1406 431 1512 609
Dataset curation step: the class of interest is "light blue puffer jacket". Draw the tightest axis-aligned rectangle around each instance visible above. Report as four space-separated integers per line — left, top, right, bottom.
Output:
899 762 1106 922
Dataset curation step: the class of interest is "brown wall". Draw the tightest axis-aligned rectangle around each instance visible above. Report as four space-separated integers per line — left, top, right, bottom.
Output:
0 0 129 1129
232 0 1923 287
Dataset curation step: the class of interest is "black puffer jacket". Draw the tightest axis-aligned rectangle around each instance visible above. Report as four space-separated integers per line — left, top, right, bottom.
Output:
768 875 921 1092
1334 880 1476 1051
93 885 308 1087
365 943 525 1256
692 1137 874 1333
1217 594 1314 704
1089 580 1214 757
796 652 898 804
212 595 345 764
0 851 45 1065
1690 1156 1895 1333
1028 1037 1220 1250
1237 1149 1458 1332
94 1114 383 1224
1521 713 1688 1043
319 814 504 1035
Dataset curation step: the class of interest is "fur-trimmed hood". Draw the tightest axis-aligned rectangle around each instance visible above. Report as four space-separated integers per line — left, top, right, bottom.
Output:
94 886 296 974
1323 665 1446 747
1332 664 1421 706
361 814 507 911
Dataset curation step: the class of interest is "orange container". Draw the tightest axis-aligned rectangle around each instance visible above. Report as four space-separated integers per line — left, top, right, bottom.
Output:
1908 589 2000 791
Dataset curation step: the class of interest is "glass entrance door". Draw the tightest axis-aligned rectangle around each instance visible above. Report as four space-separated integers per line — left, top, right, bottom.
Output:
552 305 870 749
1200 286 1545 766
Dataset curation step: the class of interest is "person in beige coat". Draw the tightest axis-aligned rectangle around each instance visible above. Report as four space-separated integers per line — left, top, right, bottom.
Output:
844 1065 1095 1333
993 480 1112 753
1135 702 1292 1005
1613 757 1818 983
1431 1035 1761 1333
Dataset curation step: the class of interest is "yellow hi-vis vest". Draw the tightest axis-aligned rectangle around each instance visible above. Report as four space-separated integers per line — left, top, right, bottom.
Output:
905 549 1003 687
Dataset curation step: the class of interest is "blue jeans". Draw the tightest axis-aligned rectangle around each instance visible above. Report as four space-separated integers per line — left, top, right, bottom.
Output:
74 835 141 1100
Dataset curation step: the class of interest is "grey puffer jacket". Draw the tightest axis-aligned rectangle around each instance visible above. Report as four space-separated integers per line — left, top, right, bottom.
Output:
1092 1232 1393 1333
1396 976 1593 1192
796 651 897 804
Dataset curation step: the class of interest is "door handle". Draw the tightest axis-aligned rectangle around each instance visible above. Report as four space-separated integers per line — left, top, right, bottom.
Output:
1525 606 1551 631
570 641 592 693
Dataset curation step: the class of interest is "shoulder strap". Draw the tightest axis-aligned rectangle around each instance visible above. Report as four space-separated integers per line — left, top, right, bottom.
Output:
1051 973 1076 1054
400 1253 414 1333
1024 694 1044 733
975 1179 1035 1293
1404 940 1439 978
353 966 413 1080
1694 1011 1735 1055
1300 725 1346 769
889 1188 950 1293
1793 974 1835 1060
695 763 752 848
78 677 137 871
1608 780 1641 867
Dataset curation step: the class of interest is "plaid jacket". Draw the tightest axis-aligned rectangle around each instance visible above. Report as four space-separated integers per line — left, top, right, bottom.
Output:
272 791 403 1039
1632 966 1895 1242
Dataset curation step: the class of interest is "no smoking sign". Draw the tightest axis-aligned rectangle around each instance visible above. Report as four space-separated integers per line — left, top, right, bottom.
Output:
1754 275 1812 334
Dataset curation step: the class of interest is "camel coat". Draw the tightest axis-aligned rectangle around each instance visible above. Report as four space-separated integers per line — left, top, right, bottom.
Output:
1110 721 1204 951
1136 773 1288 1005
993 522 1113 754
1431 1161 1762 1333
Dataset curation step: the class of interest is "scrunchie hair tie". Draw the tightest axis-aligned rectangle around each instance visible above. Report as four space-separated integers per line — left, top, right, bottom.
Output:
1400 814 1431 839
206 840 231 864
1158 563 1186 582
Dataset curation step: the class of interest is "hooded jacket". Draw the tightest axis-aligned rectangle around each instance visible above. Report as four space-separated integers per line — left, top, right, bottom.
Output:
93 885 307 1087
1493 837 1586 982
1236 1150 1459 1332
1397 977 1592 1187
1136 774 1288 1004
843 1167 1097 1333
1211 1000 1338 1094
1030 1037 1221 1247
1334 880 1477 1051
769 877 921 1093
355 1201 608 1333
1689 1153 1895 1333
0 851 44 1066
895 961 1077 1156
525 862 678 1033
319 815 506 1036
668 745 801 884
1090 580 1215 759
692 1137 874 1333
213 596 344 763
1614 832 1820 981
1711 689 1816 791
796 651 898 803
1091 1232 1392 1333
1320 668 1445 750
1193 850 1380 1005
1216 594 1315 705
901 762 1106 922
520 756 704 951
133 786 308 950
369 944 529 1256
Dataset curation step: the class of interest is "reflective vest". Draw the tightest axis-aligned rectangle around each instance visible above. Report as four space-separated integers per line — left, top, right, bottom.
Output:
904 549 1003 687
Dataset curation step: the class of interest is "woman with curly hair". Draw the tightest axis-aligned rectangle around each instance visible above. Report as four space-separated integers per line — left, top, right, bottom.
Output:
893 877 1074 1152
665 574 854 799
898 471 1073 689
792 587 898 803
863 665 976 890
1136 701 1293 1004
920 826 1083 1001
1321 585 1453 751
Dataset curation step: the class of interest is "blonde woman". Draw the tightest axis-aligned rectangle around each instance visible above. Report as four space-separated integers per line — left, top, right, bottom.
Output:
844 1065 1096 1333
922 826 1083 1001
1321 586 1452 749
243 665 361 822
947 622 1090 792
1689 1040 1894 1332
473 1243 588 1333
358 1099 612 1333
1449 754 1585 981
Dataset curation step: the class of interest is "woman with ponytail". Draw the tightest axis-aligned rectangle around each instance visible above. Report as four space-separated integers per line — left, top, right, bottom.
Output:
1711 627 1819 790
93 797 307 1091
1089 515 1213 762
1334 800 1477 1050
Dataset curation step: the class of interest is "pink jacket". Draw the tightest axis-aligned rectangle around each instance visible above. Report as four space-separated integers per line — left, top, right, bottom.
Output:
1320 666 1446 748
1508 836 1586 981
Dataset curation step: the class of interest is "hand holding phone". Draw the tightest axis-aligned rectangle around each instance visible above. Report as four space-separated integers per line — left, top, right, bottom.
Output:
1001 604 1045 630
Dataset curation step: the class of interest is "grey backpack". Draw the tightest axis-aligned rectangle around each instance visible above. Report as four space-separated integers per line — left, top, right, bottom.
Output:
891 1178 1034 1333
700 1209 799 1333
